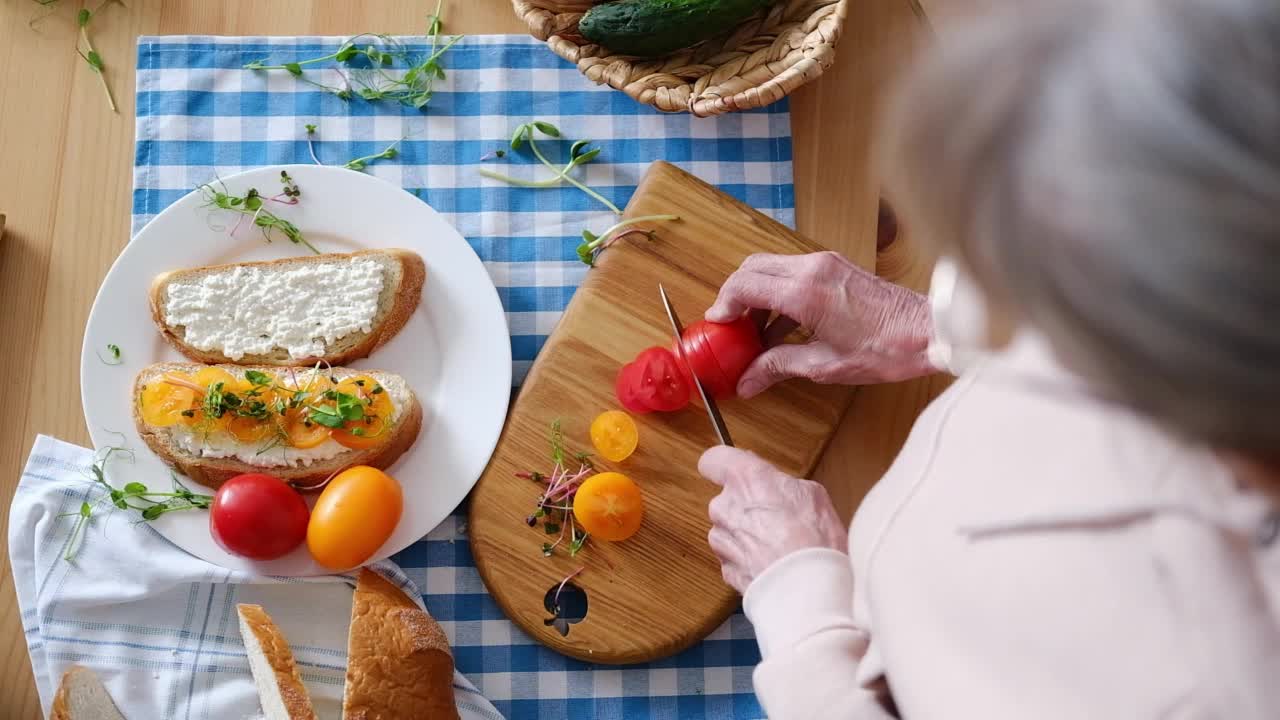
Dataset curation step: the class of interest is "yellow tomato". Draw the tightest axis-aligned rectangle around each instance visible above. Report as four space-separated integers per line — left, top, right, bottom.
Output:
331 375 395 450
573 472 644 542
590 410 638 462
139 377 196 427
306 466 403 570
283 407 330 449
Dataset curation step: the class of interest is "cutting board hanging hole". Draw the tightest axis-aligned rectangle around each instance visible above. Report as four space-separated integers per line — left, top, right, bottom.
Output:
544 582 588 637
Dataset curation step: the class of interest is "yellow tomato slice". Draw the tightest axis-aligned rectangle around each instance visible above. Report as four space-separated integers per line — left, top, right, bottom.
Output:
226 415 274 443
331 414 389 450
283 407 331 449
590 410 639 463
139 378 197 427
573 472 644 542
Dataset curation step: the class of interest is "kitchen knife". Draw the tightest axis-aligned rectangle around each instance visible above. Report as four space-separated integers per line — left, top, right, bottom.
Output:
658 284 734 447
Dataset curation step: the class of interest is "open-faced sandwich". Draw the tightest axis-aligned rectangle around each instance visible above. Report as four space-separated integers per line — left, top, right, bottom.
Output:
150 249 425 366
133 363 421 490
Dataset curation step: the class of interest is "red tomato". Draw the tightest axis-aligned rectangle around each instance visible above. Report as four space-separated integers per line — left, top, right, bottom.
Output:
209 474 310 560
615 360 653 414
615 347 692 413
674 316 763 399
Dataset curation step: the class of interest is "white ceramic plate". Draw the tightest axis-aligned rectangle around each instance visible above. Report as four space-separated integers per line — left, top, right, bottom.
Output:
81 165 511 576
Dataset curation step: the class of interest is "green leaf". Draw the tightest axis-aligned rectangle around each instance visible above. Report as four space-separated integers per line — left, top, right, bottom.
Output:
581 229 598 244
576 244 595 267
428 15 443 35
77 8 91 27
335 45 358 62
141 505 164 521
510 124 528 150
308 406 345 428
284 62 303 76
533 121 560 137
79 502 92 518
381 147 398 160
380 53 393 67
359 88 382 100
412 92 433 109
110 490 127 510
243 195 263 211
244 370 272 386
85 51 104 72
570 140 591 159
541 542 553 557
334 391 365 421
123 482 147 494
574 148 601 165
305 123 317 134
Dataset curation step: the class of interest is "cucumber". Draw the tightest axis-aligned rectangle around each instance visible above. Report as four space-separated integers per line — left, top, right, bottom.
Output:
579 0 776 58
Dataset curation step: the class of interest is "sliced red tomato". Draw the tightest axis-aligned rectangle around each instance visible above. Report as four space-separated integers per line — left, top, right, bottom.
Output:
616 359 654 414
674 316 764 399
634 347 690 412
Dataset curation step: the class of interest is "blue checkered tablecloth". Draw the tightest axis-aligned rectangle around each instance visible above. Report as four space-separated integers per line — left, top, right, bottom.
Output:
12 33 793 720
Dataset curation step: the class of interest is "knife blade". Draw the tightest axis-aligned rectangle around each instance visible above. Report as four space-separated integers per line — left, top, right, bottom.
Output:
658 284 734 447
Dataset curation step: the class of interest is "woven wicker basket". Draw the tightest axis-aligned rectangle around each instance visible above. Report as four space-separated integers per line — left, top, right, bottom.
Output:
512 0 848 116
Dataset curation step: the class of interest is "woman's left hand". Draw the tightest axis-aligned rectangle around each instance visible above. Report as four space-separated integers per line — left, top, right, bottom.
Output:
699 446 848 593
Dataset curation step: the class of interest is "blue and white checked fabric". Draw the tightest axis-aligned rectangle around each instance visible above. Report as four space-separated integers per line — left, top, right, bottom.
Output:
13 33 792 719
133 34 796 385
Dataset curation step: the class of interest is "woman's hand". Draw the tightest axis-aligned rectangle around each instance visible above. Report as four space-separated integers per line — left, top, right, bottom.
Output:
707 251 936 398
699 446 848 593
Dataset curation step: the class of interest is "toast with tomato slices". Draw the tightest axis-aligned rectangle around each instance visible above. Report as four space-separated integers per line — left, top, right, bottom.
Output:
149 249 425 367
132 363 421 491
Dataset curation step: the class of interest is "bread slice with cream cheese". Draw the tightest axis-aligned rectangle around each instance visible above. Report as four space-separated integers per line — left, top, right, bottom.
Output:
150 249 425 367
343 569 459 720
237 604 317 720
132 363 421 491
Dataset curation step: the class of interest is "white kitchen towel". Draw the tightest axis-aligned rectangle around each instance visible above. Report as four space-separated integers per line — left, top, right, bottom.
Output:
9 434 503 720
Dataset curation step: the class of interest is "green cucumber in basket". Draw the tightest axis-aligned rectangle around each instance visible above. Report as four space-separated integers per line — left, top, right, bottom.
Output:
579 0 777 58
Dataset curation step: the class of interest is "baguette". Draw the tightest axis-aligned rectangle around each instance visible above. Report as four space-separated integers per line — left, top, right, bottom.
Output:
343 569 459 720
133 363 422 491
50 665 127 720
150 249 425 366
237 604 318 720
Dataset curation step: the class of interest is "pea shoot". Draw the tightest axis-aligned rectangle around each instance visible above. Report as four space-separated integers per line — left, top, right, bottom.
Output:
304 123 403 172
243 2 459 111
479 122 621 215
96 342 122 365
58 445 214 562
576 214 680 266
75 0 121 113
198 172 319 254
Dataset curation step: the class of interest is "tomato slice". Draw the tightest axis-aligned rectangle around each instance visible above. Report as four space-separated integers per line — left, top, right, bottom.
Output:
590 410 639 462
283 407 331 449
332 414 389 450
615 360 654 414
634 347 690 412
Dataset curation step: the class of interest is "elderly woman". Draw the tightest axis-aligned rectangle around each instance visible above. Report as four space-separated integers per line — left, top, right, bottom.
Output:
698 0 1280 717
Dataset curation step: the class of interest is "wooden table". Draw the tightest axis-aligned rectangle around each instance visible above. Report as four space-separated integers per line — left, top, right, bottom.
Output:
0 1 951 715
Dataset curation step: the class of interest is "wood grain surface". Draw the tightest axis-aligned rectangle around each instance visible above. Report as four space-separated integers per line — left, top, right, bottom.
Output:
469 162 857 663
0 0 953 714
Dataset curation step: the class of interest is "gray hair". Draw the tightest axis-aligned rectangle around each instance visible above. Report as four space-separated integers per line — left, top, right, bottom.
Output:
882 0 1280 456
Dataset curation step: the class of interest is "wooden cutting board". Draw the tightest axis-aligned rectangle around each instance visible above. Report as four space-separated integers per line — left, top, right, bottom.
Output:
468 161 856 664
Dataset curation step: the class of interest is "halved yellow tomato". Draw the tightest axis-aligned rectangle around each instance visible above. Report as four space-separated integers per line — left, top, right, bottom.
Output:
226 415 274 443
590 410 638 462
573 472 644 542
139 377 197 427
283 407 330 449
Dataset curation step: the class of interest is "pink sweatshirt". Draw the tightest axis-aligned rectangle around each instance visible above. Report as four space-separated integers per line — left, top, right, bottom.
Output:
744 333 1280 718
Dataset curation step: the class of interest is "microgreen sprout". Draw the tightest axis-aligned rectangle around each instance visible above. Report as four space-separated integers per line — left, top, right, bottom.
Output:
198 174 319 254
303 123 404 172
75 0 121 113
550 567 585 615
577 214 680 266
96 342 122 365
59 445 213 562
520 420 597 558
479 122 621 214
243 2 459 111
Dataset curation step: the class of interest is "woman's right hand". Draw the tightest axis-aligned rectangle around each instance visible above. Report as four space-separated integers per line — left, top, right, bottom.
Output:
707 251 936 397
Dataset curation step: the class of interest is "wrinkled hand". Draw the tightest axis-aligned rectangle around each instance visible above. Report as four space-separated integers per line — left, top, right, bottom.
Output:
707 251 936 398
699 446 848 593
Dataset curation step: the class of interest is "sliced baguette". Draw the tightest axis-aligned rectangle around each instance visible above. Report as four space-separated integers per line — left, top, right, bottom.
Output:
343 569 459 720
50 665 127 720
150 249 425 366
237 604 318 720
133 363 422 491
